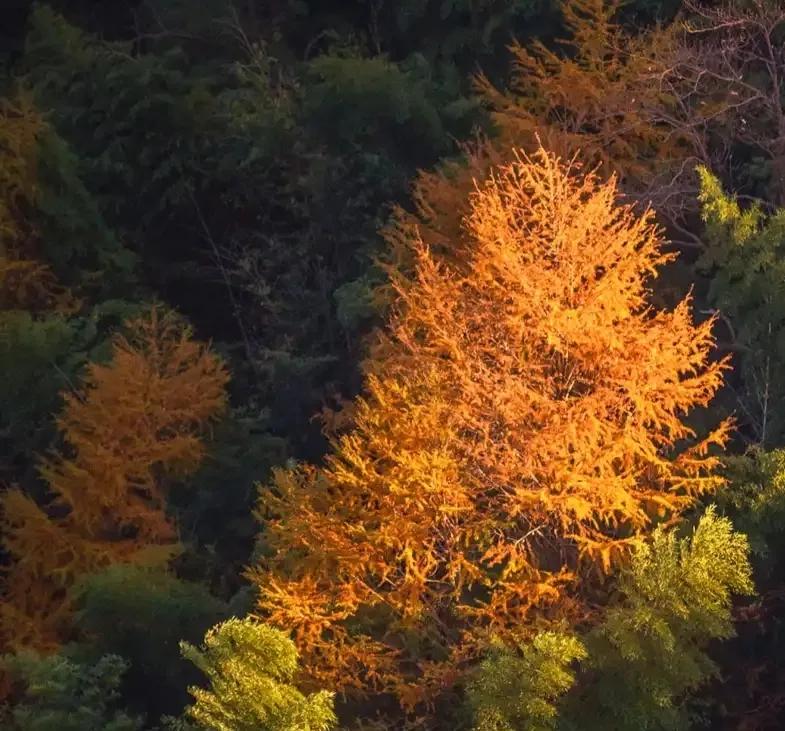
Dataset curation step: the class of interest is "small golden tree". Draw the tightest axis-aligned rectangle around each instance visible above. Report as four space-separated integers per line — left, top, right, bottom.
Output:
0 95 72 312
250 149 731 711
0 308 228 651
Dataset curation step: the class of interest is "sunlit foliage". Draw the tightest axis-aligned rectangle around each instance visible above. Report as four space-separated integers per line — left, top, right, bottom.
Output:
468 509 752 731
477 0 685 202
697 167 785 445
382 0 693 282
466 632 586 731
566 508 752 730
250 149 730 712
180 618 337 731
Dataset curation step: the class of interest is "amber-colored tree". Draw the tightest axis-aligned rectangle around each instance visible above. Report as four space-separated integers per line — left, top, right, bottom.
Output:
0 95 71 312
382 0 707 279
0 308 228 651
477 0 686 186
250 150 731 713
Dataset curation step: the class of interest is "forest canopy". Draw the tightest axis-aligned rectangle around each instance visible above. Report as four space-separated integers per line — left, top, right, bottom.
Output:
2 1 785 729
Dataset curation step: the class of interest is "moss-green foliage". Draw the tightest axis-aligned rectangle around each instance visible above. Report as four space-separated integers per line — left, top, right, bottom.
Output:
0 93 134 293
303 54 469 158
565 508 753 731
705 449 785 726
75 566 228 718
719 449 785 557
0 312 76 472
19 4 479 459
463 510 752 731
0 299 140 484
0 651 142 731
0 83 138 485
34 128 135 295
466 632 586 731
180 618 337 731
170 416 289 595
697 166 785 445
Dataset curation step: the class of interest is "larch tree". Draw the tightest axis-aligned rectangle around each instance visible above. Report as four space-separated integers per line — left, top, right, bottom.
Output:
476 0 689 199
249 149 731 714
381 0 695 283
0 94 71 312
0 308 228 652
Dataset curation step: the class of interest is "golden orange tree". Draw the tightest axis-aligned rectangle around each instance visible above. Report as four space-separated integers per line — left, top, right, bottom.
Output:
250 150 731 712
476 0 690 199
382 0 699 282
0 95 71 312
0 308 228 651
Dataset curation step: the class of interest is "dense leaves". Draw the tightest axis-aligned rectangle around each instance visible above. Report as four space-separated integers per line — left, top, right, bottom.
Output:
0 652 142 731
566 508 752 731
698 168 785 446
466 632 586 731
180 618 337 731
3 0 785 728
0 309 228 652
251 150 730 714
466 510 752 731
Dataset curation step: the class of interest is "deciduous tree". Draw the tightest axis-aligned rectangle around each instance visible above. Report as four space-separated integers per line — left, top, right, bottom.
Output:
250 149 731 713
0 95 68 312
0 308 228 651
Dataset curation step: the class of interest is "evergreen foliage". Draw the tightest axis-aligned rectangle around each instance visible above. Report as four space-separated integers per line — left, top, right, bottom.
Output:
698 167 785 445
75 566 227 717
18 4 479 458
466 510 753 731
720 449 785 556
466 632 586 731
0 652 142 731
565 509 753 731
180 618 337 731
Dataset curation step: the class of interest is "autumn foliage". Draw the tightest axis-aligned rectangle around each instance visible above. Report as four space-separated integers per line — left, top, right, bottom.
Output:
0 309 228 651
250 149 731 710
476 0 687 197
381 0 702 286
0 95 71 312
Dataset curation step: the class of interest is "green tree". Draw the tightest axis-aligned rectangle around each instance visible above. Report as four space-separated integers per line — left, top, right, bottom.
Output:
0 652 142 731
564 508 753 731
466 633 586 731
20 5 476 460
180 618 337 731
75 566 228 719
705 449 785 727
697 166 785 446
463 510 752 730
